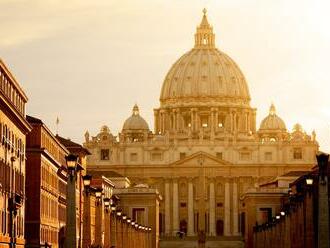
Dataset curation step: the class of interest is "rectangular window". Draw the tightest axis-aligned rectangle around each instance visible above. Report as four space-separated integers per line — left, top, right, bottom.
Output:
240 152 251 161
151 152 162 161
180 152 186 160
132 208 145 225
216 152 223 160
265 152 272 161
293 148 302 160
100 149 110 160
257 207 272 223
180 202 187 207
130 153 138 161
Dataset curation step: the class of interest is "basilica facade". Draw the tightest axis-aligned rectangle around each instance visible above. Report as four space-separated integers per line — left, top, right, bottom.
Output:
84 10 318 243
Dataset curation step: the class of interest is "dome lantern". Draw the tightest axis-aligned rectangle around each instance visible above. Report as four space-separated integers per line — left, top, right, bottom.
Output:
194 8 215 49
269 103 276 116
133 104 140 116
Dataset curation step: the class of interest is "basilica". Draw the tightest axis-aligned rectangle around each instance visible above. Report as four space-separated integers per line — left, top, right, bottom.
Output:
84 9 318 246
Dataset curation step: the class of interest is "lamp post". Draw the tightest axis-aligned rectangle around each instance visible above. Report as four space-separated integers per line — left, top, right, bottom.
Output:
122 215 127 248
65 154 79 248
110 204 117 248
82 175 92 248
116 210 123 248
95 188 103 246
317 153 329 248
104 198 111 247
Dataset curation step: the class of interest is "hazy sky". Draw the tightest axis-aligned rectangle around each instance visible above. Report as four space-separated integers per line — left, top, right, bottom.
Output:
1 0 330 151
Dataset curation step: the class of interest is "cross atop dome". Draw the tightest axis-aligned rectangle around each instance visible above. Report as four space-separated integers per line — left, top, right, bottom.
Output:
194 9 215 49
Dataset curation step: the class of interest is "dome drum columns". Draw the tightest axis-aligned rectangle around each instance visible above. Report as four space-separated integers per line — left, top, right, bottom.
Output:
154 107 255 138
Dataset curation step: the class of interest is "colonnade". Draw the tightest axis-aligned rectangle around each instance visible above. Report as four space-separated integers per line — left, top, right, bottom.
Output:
154 107 256 135
163 178 240 237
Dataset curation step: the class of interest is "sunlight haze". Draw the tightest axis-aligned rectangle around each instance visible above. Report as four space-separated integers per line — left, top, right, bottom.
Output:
1 0 330 151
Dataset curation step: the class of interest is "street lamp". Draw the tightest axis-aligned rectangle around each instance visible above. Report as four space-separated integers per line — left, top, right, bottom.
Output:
280 211 285 216
104 198 110 212
305 176 313 186
66 154 79 177
65 153 80 248
95 188 103 206
83 175 92 188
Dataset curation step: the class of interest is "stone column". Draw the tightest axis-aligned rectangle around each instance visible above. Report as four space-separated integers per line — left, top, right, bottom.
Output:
247 112 251 133
232 182 239 235
172 179 179 234
224 182 231 236
110 212 117 247
233 112 237 133
154 109 159 134
82 192 91 248
95 199 103 246
176 109 181 131
160 111 164 133
65 175 77 248
252 110 256 133
243 111 248 132
215 110 219 130
210 108 215 131
187 179 194 236
172 109 177 131
209 179 216 236
229 111 233 133
165 181 171 235
190 108 195 131
104 209 110 247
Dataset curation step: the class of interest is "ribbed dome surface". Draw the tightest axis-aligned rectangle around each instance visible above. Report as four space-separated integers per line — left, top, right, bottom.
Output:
159 10 250 108
122 105 149 131
160 49 250 107
260 104 286 131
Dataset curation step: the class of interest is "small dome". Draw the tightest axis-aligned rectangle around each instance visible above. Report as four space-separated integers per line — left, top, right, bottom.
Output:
100 125 110 133
260 104 286 131
293 123 303 133
122 104 149 131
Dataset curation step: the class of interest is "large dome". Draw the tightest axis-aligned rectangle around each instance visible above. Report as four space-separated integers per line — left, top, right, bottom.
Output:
160 10 250 108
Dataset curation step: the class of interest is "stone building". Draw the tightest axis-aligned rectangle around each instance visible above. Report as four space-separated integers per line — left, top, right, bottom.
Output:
25 116 69 248
84 10 318 247
0 59 31 248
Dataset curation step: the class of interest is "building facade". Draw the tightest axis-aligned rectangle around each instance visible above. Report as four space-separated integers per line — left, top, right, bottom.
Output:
0 59 31 248
84 10 319 247
25 116 69 248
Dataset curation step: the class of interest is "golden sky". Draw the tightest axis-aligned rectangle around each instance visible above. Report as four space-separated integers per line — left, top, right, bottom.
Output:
1 0 330 151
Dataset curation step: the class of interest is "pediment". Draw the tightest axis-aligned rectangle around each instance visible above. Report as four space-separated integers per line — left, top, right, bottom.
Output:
170 151 232 167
